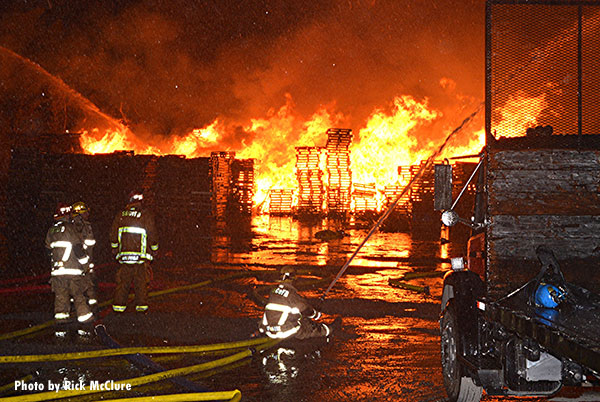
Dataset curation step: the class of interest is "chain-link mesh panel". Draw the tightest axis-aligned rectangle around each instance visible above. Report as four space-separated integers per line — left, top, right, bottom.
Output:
583 5 600 134
488 1 600 140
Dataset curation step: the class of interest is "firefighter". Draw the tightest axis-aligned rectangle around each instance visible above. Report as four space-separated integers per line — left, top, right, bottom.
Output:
72 201 97 306
110 191 158 313
259 267 332 339
45 203 94 323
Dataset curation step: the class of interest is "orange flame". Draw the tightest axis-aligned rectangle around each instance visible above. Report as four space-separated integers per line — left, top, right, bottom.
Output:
493 92 548 138
237 99 343 206
351 95 439 188
79 93 486 207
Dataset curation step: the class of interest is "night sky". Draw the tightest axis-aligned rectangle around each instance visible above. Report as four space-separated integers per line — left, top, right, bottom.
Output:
0 0 484 146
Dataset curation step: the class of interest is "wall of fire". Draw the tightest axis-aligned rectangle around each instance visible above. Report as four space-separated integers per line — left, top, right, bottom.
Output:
267 125 477 236
1 146 254 275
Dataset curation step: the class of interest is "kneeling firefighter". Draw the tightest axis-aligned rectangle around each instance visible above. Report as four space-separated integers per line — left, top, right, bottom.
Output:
259 267 331 339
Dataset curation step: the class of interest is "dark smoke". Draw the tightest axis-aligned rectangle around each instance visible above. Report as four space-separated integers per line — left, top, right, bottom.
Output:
0 0 484 148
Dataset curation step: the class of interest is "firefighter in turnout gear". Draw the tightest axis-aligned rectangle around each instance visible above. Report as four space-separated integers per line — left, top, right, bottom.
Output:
45 203 94 323
259 267 331 339
72 201 97 307
110 191 158 313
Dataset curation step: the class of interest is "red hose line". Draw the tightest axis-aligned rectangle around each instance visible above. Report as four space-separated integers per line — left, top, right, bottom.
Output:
0 262 116 286
0 282 116 295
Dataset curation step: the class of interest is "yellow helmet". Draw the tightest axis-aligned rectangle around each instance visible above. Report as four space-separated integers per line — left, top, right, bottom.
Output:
72 201 89 217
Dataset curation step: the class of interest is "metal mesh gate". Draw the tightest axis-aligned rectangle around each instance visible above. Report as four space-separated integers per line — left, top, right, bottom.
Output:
486 1 600 140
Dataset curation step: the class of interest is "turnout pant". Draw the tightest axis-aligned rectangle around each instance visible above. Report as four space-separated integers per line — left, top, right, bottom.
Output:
83 272 97 303
50 275 92 320
295 317 329 339
113 262 150 310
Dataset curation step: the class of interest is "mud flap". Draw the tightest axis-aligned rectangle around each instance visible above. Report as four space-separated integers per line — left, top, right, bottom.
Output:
503 337 562 396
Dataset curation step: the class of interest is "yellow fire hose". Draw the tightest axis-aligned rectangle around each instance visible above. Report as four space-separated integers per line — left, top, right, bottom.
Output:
187 358 250 382
0 375 33 395
0 337 271 363
0 271 254 341
400 271 445 280
65 360 251 402
0 339 279 402
388 278 430 295
92 390 242 402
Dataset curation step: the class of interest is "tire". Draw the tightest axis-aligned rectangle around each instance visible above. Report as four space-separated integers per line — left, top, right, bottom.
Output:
441 304 483 402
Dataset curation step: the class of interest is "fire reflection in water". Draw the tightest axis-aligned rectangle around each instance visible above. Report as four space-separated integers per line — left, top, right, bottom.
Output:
261 347 299 384
213 215 354 266
209 215 452 285
261 347 325 386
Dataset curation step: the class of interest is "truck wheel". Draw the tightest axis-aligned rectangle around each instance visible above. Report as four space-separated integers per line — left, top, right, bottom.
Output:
441 304 483 402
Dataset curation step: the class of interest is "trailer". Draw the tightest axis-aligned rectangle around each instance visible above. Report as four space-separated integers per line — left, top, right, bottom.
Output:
435 1 600 401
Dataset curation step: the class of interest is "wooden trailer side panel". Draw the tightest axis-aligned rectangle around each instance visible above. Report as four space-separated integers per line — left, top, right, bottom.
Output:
487 149 600 297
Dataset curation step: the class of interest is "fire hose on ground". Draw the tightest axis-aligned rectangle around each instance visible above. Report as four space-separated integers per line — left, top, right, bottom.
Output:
87 392 242 402
0 375 33 396
400 270 445 280
93 323 209 394
0 270 255 341
388 278 430 295
0 338 280 402
0 337 272 363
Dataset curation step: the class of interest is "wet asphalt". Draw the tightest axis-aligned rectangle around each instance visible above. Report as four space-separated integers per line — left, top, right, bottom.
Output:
0 217 596 401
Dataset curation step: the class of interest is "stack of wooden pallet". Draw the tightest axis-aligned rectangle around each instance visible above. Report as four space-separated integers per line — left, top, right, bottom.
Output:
397 165 412 186
296 146 323 214
409 161 435 204
452 162 478 196
325 128 352 214
353 183 377 212
140 156 159 206
210 151 235 219
387 165 413 215
268 189 294 215
231 159 255 215
383 184 410 209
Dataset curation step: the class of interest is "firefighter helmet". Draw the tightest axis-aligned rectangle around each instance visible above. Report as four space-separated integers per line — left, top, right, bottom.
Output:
280 266 297 281
71 201 89 217
53 203 71 221
535 283 565 309
128 190 144 204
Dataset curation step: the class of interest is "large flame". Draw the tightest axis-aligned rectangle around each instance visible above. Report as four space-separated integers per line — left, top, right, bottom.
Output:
80 120 222 156
351 95 438 188
236 96 343 205
79 93 486 207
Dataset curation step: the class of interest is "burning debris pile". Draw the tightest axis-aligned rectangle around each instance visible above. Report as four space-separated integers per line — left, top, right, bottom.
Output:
260 125 473 234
